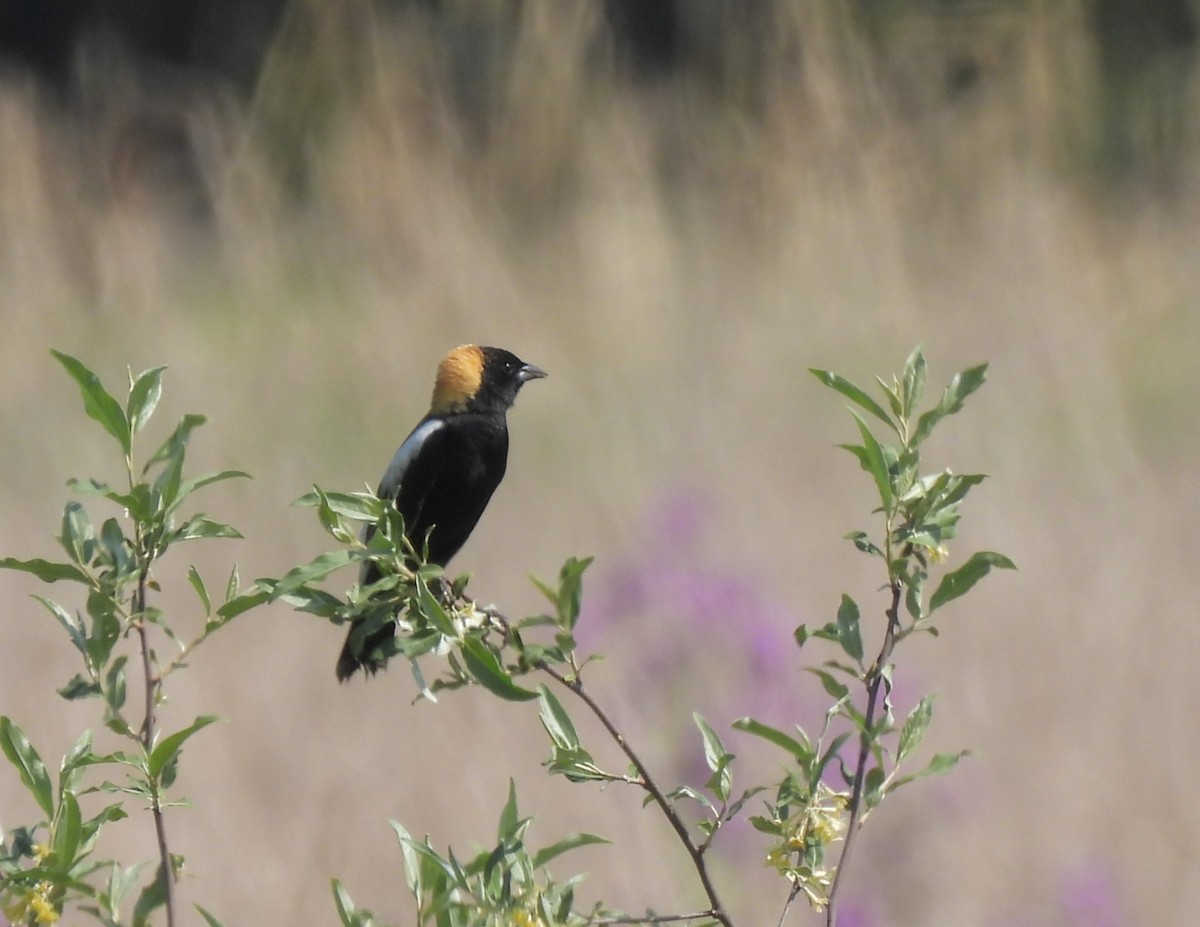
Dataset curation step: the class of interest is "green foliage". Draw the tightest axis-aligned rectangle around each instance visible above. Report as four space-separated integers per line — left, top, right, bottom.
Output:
0 353 259 927
1 346 1008 927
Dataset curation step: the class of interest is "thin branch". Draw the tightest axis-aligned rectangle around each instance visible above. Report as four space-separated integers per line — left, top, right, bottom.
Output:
537 662 733 927
776 883 802 927
824 580 903 927
134 565 177 927
595 912 720 925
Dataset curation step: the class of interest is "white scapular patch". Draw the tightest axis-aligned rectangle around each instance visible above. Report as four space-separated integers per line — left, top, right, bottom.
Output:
379 418 444 495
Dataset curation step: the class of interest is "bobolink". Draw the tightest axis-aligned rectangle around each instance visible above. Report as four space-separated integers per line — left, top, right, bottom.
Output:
336 344 546 681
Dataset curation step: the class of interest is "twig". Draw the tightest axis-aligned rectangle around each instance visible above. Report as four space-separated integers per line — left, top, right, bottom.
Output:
823 580 903 927
595 912 720 925
776 883 802 927
134 566 176 927
536 662 733 927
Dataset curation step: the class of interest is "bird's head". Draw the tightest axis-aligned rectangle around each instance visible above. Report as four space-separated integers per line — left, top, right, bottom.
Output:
430 345 546 415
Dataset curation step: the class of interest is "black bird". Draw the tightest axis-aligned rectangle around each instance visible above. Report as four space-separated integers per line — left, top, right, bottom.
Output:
336 344 546 681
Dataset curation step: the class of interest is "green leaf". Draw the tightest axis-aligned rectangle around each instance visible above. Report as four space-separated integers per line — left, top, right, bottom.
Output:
132 864 168 927
530 833 609 869
901 346 927 420
51 790 83 868
810 368 897 434
170 515 243 542
732 718 812 763
849 411 895 511
216 588 270 620
143 413 206 473
170 470 252 513
60 499 94 565
887 750 971 794
296 488 381 520
694 713 727 773
496 780 527 846
32 595 87 657
808 668 850 701
929 551 1016 613
0 557 89 584
898 695 935 762
391 821 422 896
57 674 101 701
461 638 538 701
188 566 212 616
127 366 167 435
269 550 358 598
148 715 218 781
195 904 227 927
539 557 593 631
835 594 864 666
416 575 457 639
0 717 54 819
332 879 362 927
538 686 581 750
912 362 989 446
52 350 131 456
85 590 122 668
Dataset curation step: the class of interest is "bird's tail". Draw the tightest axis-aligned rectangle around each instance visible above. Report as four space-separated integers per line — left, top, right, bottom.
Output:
335 621 393 681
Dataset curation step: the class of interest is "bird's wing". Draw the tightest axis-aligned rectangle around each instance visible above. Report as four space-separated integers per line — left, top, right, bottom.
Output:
360 417 446 582
378 417 445 499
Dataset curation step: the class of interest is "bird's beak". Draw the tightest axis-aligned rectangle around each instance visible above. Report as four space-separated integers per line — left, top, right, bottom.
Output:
518 363 548 382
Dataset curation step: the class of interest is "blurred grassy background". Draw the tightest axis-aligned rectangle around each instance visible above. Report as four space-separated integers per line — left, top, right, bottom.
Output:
2 0 1198 923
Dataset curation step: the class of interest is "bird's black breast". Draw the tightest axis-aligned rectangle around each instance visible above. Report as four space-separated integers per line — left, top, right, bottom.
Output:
392 412 509 565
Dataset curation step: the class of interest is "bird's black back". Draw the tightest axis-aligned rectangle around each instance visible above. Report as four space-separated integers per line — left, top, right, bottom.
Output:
391 411 509 565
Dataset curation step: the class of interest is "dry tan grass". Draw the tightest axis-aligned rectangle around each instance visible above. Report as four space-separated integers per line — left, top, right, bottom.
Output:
2 1 1198 923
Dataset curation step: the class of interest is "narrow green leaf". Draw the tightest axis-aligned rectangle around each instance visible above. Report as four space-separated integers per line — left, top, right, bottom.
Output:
912 363 989 446
390 821 422 896
133 864 169 927
170 515 243 542
530 833 610 869
59 500 94 565
269 550 358 598
296 487 382 519
51 790 83 868
929 551 1016 613
850 410 894 511
331 879 358 927
498 779 520 842
195 904 227 927
148 715 218 780
887 750 971 794
732 718 812 763
0 557 89 584
461 638 538 701
188 566 211 616
538 686 581 750
901 346 927 420
52 350 131 455
808 668 850 700
169 470 252 514
898 695 935 762
809 368 897 434
835 594 864 665
693 713 727 773
216 589 270 620
553 557 593 631
32 595 87 657
143 413 206 473
0 717 54 819
127 366 167 435
416 575 458 639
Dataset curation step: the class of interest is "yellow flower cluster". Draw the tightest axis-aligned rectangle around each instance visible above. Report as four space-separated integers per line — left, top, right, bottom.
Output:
2 881 60 926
